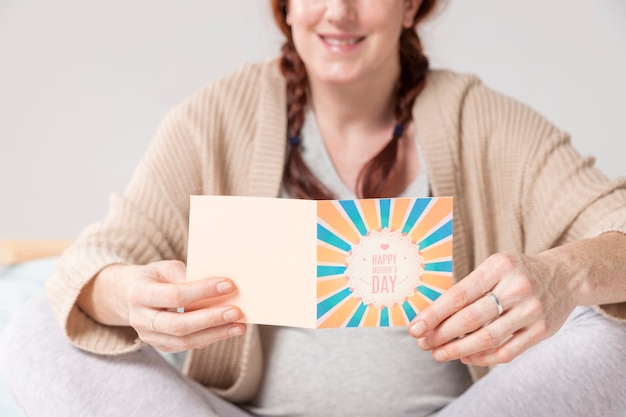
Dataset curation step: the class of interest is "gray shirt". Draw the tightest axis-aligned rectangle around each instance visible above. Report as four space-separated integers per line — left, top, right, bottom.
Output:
245 110 473 417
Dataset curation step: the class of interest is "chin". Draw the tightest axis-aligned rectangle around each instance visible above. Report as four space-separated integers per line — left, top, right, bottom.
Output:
309 65 363 85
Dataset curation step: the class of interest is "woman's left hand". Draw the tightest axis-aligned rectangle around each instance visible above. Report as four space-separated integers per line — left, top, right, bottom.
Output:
408 252 579 366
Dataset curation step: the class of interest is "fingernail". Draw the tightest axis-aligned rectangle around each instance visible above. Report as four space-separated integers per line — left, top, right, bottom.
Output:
418 338 431 350
229 325 244 337
433 349 449 362
222 308 241 322
216 281 233 294
410 320 427 337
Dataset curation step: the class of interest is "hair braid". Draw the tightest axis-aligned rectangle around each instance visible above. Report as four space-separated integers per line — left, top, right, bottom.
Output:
357 27 430 198
270 0 439 200
280 41 334 200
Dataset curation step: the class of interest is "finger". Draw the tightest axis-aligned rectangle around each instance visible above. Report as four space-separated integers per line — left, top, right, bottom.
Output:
151 260 187 284
426 311 528 361
458 325 545 366
152 322 247 353
418 294 507 350
148 306 244 336
409 268 497 338
131 277 236 309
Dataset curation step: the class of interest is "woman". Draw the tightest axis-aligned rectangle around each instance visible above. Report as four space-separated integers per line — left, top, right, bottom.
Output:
2 0 625 416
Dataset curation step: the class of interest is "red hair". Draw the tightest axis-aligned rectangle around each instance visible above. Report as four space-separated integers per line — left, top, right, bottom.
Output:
270 0 440 199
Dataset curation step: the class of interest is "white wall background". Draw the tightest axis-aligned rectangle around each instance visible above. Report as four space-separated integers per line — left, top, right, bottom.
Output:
1 0 625 238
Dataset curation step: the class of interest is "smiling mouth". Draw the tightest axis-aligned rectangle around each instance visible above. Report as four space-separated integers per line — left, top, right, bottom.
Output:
320 35 365 46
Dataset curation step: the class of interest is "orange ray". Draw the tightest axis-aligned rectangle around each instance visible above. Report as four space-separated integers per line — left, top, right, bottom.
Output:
390 304 407 326
318 201 361 244
390 198 411 231
409 198 453 243
317 277 350 299
363 305 379 327
407 293 431 312
317 245 348 264
420 239 453 262
359 199 380 231
318 297 361 328
420 273 453 290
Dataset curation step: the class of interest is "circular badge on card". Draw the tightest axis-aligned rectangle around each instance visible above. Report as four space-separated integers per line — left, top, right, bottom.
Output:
346 228 423 308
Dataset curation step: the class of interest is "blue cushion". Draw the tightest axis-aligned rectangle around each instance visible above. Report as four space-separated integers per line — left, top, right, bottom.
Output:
0 257 186 416
0 257 58 332
0 257 59 417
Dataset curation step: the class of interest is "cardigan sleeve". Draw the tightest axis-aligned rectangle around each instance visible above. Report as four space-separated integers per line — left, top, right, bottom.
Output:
44 102 205 355
44 61 272 355
517 120 626 251
458 79 626 320
518 108 626 321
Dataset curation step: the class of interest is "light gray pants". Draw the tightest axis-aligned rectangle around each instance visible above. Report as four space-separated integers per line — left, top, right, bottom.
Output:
1 297 625 417
0 298 250 417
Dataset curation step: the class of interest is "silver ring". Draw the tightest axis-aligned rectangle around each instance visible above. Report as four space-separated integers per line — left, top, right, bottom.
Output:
150 310 161 333
487 292 504 316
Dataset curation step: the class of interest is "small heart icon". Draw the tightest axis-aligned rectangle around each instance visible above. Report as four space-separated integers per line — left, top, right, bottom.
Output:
380 243 390 250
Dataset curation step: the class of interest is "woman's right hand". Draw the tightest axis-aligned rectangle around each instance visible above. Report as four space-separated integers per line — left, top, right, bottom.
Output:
78 260 246 352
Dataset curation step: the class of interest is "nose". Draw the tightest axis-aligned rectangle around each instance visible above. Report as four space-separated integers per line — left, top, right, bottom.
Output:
325 0 356 23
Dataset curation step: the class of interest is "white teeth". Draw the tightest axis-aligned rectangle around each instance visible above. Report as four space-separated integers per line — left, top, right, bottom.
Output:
324 37 360 46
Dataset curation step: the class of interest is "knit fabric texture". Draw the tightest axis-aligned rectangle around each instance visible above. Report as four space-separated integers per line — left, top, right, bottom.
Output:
45 58 626 402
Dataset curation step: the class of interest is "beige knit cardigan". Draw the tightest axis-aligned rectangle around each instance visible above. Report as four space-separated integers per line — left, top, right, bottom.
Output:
46 58 626 402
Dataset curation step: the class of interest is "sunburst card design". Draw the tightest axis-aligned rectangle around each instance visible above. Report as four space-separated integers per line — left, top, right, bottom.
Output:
187 195 453 328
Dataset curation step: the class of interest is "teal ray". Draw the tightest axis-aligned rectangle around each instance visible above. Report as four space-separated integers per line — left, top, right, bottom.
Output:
317 223 352 252
423 261 452 273
401 199 430 234
317 265 347 278
379 307 390 326
418 219 453 250
338 200 368 236
379 199 391 228
346 302 368 327
402 301 417 322
417 285 443 302
317 287 353 319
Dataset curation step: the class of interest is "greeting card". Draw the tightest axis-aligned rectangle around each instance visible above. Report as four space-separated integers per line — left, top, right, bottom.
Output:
186 195 453 328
